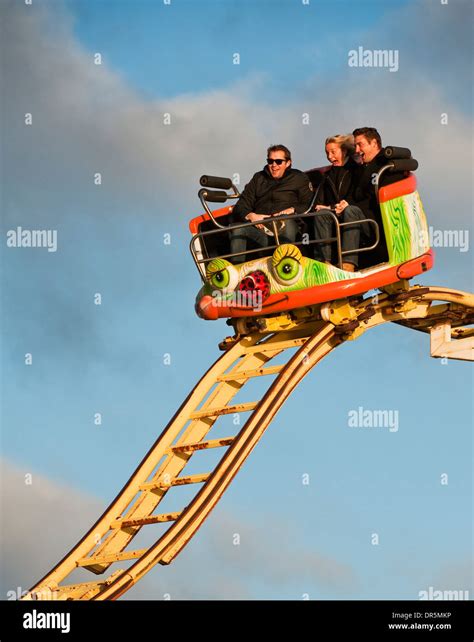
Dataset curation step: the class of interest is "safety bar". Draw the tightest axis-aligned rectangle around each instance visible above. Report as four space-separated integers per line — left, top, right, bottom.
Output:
383 146 412 159
374 164 417 200
198 177 241 229
198 175 319 231
189 210 379 280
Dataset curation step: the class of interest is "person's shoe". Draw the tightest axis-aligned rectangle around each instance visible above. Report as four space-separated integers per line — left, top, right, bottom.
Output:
342 262 356 272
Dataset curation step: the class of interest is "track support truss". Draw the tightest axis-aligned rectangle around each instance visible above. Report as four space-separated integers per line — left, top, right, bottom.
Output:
21 284 473 600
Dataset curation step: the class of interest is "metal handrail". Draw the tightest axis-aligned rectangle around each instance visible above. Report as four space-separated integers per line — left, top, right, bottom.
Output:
189 210 379 280
374 164 395 200
198 176 319 232
198 180 241 229
198 189 233 229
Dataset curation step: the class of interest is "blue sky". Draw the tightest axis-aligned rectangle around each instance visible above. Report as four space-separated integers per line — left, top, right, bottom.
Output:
62 0 413 98
1 0 472 601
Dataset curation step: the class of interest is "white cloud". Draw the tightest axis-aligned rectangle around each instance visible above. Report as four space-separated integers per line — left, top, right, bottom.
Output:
0 458 103 598
204 510 357 595
1 459 356 599
2 0 472 230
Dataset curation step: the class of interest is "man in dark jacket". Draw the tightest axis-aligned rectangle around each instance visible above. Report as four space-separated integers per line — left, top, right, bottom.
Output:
230 144 314 263
352 127 406 265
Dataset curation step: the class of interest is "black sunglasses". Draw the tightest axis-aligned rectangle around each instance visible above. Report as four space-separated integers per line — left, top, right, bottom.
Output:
267 158 288 165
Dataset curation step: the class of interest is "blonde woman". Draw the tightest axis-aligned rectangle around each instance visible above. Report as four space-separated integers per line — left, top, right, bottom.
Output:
313 134 367 271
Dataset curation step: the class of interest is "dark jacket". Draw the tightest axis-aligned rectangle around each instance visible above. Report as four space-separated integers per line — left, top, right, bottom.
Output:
351 149 409 263
351 149 406 221
313 158 359 208
231 166 314 223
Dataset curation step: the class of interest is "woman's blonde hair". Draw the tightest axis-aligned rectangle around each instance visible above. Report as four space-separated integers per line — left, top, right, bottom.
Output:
325 134 355 158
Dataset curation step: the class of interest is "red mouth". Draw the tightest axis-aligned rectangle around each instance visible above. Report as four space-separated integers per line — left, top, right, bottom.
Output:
196 292 290 320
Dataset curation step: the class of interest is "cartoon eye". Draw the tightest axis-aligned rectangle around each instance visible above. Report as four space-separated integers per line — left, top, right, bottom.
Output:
271 244 303 285
206 258 238 291
211 269 229 288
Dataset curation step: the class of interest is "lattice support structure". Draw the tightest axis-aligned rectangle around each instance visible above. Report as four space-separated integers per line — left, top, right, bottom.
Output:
430 321 473 361
21 285 473 600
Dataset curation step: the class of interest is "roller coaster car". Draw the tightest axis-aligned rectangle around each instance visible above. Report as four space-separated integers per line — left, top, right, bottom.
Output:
189 147 434 320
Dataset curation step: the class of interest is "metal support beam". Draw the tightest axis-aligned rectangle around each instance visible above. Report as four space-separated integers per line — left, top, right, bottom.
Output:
21 285 473 601
430 321 474 361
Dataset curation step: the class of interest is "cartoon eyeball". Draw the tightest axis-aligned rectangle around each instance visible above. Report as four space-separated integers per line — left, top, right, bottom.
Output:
271 244 303 285
206 258 239 292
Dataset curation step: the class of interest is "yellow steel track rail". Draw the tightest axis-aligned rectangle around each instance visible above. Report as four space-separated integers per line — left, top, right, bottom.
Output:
21 285 473 600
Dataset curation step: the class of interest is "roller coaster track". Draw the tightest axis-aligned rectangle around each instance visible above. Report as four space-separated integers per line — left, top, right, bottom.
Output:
22 283 473 601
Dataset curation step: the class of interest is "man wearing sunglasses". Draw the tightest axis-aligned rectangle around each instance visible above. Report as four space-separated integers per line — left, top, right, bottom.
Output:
229 145 313 263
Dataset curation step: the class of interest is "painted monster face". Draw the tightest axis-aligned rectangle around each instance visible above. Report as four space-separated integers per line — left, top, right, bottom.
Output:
205 245 305 300
270 244 303 286
200 244 307 304
205 258 239 293
196 244 352 318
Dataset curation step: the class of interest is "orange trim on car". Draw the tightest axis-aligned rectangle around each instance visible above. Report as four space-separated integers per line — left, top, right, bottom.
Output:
196 250 434 320
378 174 417 203
189 206 233 234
